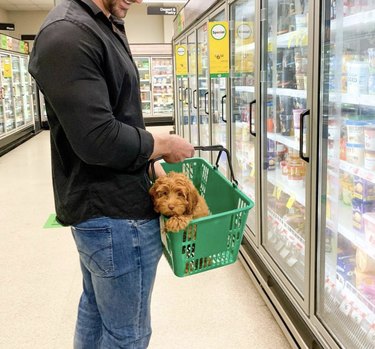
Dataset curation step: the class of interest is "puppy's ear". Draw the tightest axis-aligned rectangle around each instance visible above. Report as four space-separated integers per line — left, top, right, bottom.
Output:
149 183 160 213
186 183 199 214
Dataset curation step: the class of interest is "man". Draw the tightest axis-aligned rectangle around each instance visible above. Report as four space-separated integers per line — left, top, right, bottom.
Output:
29 0 194 348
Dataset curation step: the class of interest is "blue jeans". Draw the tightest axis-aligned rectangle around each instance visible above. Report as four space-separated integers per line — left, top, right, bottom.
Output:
71 217 162 349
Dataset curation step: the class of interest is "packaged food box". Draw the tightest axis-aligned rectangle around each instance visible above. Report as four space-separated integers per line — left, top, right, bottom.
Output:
353 176 375 202
352 199 375 232
364 213 375 248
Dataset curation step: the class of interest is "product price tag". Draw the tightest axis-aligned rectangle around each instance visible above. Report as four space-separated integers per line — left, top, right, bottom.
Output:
276 187 282 200
272 186 277 197
250 166 255 177
351 309 363 325
339 300 352 316
286 195 296 209
367 328 375 344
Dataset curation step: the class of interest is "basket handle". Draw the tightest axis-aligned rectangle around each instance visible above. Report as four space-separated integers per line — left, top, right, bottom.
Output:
148 156 163 183
194 145 238 186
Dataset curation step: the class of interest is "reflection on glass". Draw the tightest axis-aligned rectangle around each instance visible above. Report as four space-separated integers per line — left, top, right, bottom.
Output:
317 2 375 348
230 0 256 234
1 55 15 132
134 57 152 115
20 56 33 124
197 24 210 161
188 32 199 146
210 11 228 176
263 0 309 294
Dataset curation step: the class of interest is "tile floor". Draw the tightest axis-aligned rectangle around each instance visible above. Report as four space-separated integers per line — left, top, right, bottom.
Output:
0 129 292 349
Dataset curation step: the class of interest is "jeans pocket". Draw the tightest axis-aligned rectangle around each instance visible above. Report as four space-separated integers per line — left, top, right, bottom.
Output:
72 224 114 278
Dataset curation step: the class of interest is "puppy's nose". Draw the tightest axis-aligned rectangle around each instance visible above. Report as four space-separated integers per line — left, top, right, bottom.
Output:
168 204 175 210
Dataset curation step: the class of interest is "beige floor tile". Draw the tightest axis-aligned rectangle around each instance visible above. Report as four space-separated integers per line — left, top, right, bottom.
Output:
0 131 291 349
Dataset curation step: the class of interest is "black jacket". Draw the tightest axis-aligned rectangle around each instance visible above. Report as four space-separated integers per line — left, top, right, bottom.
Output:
29 0 158 225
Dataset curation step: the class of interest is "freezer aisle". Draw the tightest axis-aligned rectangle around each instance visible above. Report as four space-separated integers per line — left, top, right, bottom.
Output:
0 130 292 349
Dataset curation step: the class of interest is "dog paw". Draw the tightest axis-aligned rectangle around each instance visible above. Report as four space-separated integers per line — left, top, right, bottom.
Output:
165 215 192 233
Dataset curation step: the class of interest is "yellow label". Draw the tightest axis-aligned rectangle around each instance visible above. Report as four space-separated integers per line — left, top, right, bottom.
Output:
276 187 282 200
2 57 12 78
273 186 277 197
286 196 296 209
250 166 255 177
209 22 229 77
175 45 188 77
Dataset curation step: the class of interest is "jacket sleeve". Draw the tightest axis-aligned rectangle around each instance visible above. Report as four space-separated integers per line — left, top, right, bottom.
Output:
28 20 154 171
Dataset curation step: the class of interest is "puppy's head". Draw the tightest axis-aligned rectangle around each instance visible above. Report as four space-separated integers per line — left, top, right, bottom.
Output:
149 171 199 217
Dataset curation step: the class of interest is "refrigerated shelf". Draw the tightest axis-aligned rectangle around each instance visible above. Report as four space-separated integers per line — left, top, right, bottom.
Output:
267 169 306 206
328 159 375 184
267 88 307 99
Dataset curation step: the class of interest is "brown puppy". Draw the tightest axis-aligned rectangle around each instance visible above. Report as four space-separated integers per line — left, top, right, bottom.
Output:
149 171 209 232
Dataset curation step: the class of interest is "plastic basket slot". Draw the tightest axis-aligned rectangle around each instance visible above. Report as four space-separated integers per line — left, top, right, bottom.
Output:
186 224 197 241
182 243 195 258
182 162 194 180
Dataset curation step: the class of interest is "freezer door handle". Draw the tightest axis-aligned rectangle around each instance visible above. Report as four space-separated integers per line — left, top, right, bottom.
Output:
204 91 209 115
183 88 189 105
192 89 197 109
249 99 256 137
221 94 227 123
299 109 310 162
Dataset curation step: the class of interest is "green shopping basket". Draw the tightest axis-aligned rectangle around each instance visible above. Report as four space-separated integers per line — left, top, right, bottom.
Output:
150 145 254 277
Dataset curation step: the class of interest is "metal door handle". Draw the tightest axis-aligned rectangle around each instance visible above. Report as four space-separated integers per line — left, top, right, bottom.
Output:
184 88 189 105
178 86 183 102
299 109 310 162
249 99 256 136
193 89 197 109
204 91 209 115
221 95 227 123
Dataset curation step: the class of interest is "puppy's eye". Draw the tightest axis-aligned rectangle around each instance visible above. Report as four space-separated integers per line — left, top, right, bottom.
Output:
158 191 167 198
177 191 185 198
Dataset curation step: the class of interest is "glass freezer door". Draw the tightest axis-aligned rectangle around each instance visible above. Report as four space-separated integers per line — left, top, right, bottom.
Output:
20 56 33 125
262 0 310 297
210 10 228 177
1 55 16 132
316 2 375 348
151 57 173 116
197 23 210 162
135 57 152 115
230 0 257 236
188 31 199 146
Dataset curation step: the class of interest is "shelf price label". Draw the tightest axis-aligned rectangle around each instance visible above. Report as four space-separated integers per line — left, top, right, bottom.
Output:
209 22 229 78
175 45 188 77
286 195 296 209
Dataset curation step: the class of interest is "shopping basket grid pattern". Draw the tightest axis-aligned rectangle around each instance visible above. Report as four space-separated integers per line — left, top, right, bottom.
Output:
159 154 254 277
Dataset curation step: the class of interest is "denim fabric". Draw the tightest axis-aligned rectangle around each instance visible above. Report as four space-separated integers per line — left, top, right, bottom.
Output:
71 217 162 349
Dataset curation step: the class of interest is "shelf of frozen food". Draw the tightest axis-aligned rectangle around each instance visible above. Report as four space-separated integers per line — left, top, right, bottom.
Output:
267 87 307 99
268 208 305 249
328 158 375 184
153 84 172 87
153 93 173 96
234 86 255 93
331 8 375 32
327 202 375 260
140 90 150 93
141 100 151 103
140 79 150 83
269 28 308 49
267 168 305 206
329 92 375 107
137 68 150 71
267 133 300 152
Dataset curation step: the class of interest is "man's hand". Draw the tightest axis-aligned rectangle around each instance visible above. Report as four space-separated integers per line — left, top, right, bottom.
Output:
150 134 194 164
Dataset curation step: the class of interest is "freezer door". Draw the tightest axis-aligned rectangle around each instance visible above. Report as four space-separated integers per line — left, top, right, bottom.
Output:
209 9 229 178
197 23 210 162
134 57 152 115
316 2 375 348
188 31 199 146
229 0 257 238
260 0 311 302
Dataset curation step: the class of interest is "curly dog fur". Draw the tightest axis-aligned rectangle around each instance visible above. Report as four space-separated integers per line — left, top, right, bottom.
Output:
149 171 209 232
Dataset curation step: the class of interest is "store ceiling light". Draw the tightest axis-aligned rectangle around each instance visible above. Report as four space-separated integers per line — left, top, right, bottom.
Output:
142 0 187 3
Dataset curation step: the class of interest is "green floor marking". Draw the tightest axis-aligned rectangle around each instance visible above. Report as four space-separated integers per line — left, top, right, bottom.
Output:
43 214 63 228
